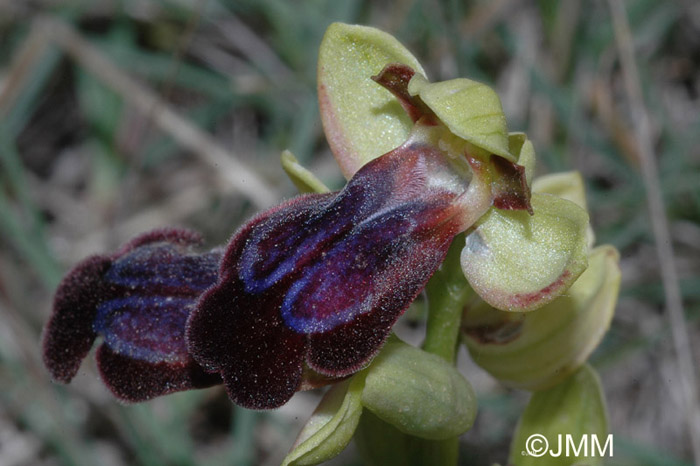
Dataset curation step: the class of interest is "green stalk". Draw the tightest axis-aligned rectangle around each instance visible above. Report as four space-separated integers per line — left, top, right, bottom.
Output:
423 234 474 363
418 234 474 466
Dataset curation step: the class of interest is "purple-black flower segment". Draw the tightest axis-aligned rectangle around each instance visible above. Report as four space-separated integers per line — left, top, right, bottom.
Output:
42 228 222 402
186 139 467 409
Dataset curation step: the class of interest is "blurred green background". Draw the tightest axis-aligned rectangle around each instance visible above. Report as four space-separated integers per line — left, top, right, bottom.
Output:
0 0 698 464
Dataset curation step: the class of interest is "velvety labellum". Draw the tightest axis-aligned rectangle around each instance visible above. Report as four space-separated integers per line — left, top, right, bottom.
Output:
43 229 223 401
283 201 450 334
94 296 193 364
187 140 467 409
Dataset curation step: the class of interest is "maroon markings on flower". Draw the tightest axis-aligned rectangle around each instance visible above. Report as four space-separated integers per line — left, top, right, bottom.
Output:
96 346 221 402
508 269 572 310
189 276 306 409
283 202 453 334
371 64 428 123
188 193 331 409
306 221 455 375
490 155 533 214
43 255 112 383
188 140 465 409
117 228 204 254
42 228 223 401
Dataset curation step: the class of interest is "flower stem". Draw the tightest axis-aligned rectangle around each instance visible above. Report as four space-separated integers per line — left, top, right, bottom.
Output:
423 234 473 363
404 234 473 466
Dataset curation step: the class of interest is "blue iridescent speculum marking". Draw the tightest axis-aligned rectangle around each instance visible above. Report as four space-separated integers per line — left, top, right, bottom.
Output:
43 55 531 410
186 131 471 408
281 201 447 334
93 243 221 367
42 229 223 402
94 296 193 363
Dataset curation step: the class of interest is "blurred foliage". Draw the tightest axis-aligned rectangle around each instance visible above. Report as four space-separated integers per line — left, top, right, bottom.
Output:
0 0 698 465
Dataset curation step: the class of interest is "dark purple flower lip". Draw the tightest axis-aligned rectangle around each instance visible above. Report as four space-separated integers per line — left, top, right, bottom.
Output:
42 228 223 402
43 63 532 410
186 134 469 409
43 58 536 410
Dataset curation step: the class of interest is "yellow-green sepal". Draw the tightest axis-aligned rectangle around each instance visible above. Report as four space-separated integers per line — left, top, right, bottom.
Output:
509 365 609 466
281 150 331 194
462 245 621 389
532 171 595 248
361 336 476 439
532 171 587 211
282 374 365 466
461 193 589 312
408 73 513 162
318 23 426 178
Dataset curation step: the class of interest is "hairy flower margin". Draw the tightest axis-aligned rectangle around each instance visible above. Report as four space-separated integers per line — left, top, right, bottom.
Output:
43 22 619 466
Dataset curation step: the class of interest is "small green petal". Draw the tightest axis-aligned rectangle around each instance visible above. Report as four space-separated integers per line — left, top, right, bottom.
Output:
408 74 513 162
509 365 609 466
281 150 330 194
361 336 477 440
282 375 365 466
463 245 621 389
461 193 589 312
318 23 426 178
508 132 536 186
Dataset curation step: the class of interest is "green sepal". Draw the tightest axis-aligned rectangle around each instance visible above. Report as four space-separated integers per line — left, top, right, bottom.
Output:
408 73 513 162
461 193 589 312
509 365 609 466
282 375 366 466
318 23 426 178
361 336 476 440
354 410 458 466
281 150 331 194
532 171 595 247
532 171 587 211
462 245 621 389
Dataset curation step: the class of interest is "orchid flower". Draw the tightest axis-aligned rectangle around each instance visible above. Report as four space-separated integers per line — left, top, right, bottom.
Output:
42 228 223 401
42 23 609 466
184 23 590 410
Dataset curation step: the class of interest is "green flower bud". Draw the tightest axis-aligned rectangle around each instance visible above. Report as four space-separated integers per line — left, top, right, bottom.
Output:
361 336 477 439
282 375 365 466
355 410 459 466
462 245 620 390
532 171 587 211
509 364 609 466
